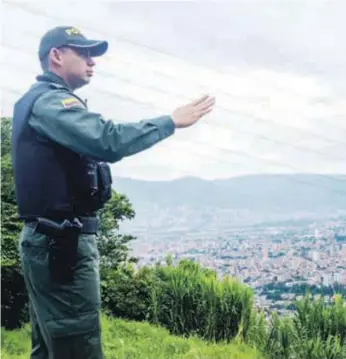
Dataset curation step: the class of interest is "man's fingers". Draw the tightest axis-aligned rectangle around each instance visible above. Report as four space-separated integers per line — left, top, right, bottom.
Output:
172 93 215 127
199 106 213 117
192 106 213 120
190 96 215 120
197 96 215 111
190 94 211 107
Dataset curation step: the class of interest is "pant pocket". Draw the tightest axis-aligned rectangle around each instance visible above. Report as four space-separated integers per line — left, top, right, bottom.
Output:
45 310 100 338
46 311 103 359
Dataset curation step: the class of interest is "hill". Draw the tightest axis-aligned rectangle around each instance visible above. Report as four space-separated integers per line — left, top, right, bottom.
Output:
113 174 346 210
1 314 263 359
112 174 346 235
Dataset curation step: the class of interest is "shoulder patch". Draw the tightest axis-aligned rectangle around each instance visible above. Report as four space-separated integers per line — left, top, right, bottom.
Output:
61 97 83 108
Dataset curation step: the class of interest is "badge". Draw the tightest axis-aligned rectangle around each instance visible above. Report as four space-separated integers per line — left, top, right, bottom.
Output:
61 97 83 108
65 27 83 36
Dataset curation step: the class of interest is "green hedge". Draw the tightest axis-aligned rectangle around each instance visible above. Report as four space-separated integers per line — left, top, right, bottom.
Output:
1 264 29 329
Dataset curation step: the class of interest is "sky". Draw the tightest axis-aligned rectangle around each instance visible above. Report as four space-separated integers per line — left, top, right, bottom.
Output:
1 0 346 181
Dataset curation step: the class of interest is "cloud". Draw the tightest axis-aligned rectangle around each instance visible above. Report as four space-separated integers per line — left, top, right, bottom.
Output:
1 0 345 180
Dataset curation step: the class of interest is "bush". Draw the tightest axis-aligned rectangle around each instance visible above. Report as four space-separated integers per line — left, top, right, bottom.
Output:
101 264 154 321
247 294 346 359
101 257 255 344
100 258 346 359
149 258 254 343
1 264 29 329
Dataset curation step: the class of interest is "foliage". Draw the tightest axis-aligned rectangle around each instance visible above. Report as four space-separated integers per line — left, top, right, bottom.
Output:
99 255 346 358
261 281 346 298
0 265 29 330
97 190 138 270
247 294 346 359
148 258 254 343
101 264 155 322
101 256 255 344
1 118 28 329
1 118 23 266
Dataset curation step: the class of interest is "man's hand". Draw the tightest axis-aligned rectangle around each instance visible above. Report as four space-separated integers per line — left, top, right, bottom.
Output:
171 95 215 128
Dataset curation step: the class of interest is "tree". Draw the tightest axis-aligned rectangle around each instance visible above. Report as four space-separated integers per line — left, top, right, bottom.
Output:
1 118 23 266
97 190 138 270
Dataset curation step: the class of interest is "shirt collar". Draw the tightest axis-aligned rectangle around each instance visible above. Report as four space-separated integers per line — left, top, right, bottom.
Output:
36 71 71 90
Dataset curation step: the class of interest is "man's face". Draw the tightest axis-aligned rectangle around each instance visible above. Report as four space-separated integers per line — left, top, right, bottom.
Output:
54 47 96 90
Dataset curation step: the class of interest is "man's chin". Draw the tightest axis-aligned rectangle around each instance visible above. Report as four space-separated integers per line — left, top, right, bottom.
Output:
74 77 91 90
82 75 92 83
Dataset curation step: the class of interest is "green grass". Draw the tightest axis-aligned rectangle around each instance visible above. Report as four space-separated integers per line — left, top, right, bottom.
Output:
1 314 265 359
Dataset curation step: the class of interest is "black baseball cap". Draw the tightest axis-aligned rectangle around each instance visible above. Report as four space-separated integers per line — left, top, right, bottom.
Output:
38 26 108 60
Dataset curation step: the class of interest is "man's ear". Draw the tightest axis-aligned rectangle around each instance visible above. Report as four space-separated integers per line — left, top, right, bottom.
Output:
49 47 65 67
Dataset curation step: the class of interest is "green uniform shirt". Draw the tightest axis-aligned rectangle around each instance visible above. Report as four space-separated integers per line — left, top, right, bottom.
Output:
28 72 176 163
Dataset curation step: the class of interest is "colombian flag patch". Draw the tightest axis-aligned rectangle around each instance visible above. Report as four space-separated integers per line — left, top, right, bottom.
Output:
61 97 82 108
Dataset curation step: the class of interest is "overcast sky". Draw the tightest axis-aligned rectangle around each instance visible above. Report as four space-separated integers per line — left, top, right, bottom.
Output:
1 0 346 181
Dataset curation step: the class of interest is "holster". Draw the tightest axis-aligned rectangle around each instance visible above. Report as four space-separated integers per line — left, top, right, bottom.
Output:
34 217 83 283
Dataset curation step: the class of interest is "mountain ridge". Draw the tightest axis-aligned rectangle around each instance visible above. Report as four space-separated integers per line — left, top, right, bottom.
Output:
112 174 346 233
112 173 346 209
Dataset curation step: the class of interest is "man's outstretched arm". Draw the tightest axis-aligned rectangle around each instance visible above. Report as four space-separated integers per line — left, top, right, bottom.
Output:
30 90 176 162
30 90 215 162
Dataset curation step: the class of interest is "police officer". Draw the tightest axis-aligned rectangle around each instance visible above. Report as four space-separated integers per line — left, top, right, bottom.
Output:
11 26 215 359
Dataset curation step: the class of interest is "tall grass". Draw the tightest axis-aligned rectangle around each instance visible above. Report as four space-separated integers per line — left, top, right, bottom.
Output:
3 256 346 358
293 294 346 344
145 258 346 359
148 259 254 343
248 294 346 359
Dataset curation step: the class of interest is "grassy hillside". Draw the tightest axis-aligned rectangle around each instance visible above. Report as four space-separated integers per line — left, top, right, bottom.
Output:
1 314 264 359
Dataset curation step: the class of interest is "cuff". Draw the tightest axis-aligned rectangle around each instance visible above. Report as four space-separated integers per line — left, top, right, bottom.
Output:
152 115 176 139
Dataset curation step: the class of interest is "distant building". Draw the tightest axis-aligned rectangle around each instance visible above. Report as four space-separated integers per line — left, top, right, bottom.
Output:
341 244 346 256
312 251 320 262
333 273 341 283
322 274 330 286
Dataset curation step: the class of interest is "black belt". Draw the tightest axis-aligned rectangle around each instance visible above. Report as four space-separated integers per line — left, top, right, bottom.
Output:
75 216 99 234
24 216 99 234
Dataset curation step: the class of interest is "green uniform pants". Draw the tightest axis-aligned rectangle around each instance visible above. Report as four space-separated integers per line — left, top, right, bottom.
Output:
19 222 104 359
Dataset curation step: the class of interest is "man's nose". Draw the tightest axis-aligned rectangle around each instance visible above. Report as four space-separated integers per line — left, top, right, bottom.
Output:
87 57 96 67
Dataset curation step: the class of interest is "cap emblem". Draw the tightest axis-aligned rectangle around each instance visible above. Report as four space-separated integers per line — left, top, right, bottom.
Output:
65 27 83 36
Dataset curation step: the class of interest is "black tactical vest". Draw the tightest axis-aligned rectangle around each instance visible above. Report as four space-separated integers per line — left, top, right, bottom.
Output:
11 81 112 220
